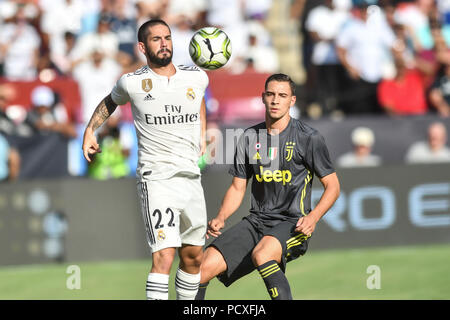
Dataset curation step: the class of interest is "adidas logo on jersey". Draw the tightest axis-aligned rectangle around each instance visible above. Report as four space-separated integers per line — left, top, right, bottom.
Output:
144 93 155 101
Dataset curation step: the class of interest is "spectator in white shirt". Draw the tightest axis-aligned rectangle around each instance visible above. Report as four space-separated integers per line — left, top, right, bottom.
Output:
337 126 382 168
40 0 83 66
244 24 279 73
305 0 350 115
0 4 41 80
50 31 78 75
336 0 395 114
72 48 122 124
71 13 119 67
405 122 450 164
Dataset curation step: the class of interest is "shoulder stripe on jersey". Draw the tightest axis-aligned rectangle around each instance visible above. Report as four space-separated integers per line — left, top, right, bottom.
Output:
178 65 200 71
128 65 149 77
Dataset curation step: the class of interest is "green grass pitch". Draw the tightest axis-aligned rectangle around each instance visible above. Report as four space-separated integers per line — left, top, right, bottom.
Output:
0 244 449 300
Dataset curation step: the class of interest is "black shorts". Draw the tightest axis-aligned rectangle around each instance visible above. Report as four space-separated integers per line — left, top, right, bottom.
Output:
208 217 311 287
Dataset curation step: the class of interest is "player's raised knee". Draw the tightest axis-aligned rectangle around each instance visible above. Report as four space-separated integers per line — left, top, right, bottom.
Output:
200 247 226 282
251 237 282 266
251 246 267 266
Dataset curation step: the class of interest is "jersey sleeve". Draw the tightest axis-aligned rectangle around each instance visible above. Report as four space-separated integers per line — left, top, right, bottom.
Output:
110 74 130 105
306 132 335 178
228 132 253 179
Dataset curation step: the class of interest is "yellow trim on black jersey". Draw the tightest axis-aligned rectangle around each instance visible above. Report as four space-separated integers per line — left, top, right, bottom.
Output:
300 170 312 216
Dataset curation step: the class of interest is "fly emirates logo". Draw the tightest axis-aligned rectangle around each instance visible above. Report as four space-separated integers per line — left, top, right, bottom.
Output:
255 166 292 185
145 104 199 125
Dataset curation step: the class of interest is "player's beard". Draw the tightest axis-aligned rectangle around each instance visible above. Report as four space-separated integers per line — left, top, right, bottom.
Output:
146 45 172 67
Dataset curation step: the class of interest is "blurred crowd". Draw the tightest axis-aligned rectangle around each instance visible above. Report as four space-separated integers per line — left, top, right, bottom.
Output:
303 0 450 118
335 122 450 167
0 0 279 80
0 0 281 181
0 0 450 182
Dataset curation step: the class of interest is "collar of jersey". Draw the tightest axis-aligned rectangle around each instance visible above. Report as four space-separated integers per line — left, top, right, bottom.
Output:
265 118 293 137
146 64 179 80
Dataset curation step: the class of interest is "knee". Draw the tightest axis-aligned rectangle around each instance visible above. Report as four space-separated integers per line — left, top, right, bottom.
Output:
199 252 216 274
251 237 282 267
186 252 203 269
152 249 175 274
181 248 203 269
199 247 226 283
251 246 266 266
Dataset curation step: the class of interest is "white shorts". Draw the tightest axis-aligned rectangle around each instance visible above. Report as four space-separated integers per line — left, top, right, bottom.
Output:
137 173 207 253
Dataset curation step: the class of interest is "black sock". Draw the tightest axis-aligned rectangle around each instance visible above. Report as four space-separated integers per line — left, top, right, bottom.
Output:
257 260 292 300
195 281 209 300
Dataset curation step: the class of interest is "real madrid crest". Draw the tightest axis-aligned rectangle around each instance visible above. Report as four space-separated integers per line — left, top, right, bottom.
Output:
186 88 195 101
157 229 166 241
142 79 153 92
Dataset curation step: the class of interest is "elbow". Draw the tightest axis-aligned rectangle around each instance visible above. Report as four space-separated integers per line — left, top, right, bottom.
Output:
321 173 341 202
335 181 341 200
334 174 341 196
329 174 341 201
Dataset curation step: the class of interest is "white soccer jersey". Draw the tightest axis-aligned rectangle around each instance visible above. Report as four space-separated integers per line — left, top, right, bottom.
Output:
111 64 209 180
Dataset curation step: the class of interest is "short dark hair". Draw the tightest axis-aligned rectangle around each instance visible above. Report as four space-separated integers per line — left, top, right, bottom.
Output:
137 19 171 43
265 73 296 95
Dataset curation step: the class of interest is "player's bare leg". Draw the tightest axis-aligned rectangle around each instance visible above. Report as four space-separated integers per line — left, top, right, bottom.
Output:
251 235 282 265
195 246 227 300
175 245 203 300
252 236 292 300
146 247 176 300
151 247 176 273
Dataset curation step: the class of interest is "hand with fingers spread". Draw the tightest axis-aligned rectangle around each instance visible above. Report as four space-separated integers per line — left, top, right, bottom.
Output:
82 127 102 162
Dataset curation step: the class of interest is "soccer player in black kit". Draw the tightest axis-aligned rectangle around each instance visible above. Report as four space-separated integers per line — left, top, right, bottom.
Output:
195 74 340 300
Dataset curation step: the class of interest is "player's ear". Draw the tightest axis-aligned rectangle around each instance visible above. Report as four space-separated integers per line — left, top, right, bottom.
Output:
137 42 146 55
261 91 266 103
290 94 296 106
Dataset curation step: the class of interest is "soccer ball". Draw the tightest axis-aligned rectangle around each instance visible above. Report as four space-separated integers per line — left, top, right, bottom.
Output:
189 27 232 70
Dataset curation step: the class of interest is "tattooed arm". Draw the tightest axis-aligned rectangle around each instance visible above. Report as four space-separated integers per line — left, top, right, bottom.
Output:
82 94 118 162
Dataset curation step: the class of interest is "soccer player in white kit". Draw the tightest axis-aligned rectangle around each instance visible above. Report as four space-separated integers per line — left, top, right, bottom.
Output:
82 19 209 300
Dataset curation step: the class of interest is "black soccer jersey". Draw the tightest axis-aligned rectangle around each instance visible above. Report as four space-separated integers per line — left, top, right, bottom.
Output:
229 118 335 228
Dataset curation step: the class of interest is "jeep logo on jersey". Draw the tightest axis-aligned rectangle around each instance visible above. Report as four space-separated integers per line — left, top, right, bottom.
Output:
186 88 196 101
255 166 292 185
142 79 152 92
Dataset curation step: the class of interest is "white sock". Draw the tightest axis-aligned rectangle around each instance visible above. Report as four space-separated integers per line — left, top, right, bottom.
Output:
175 268 201 300
146 273 169 300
